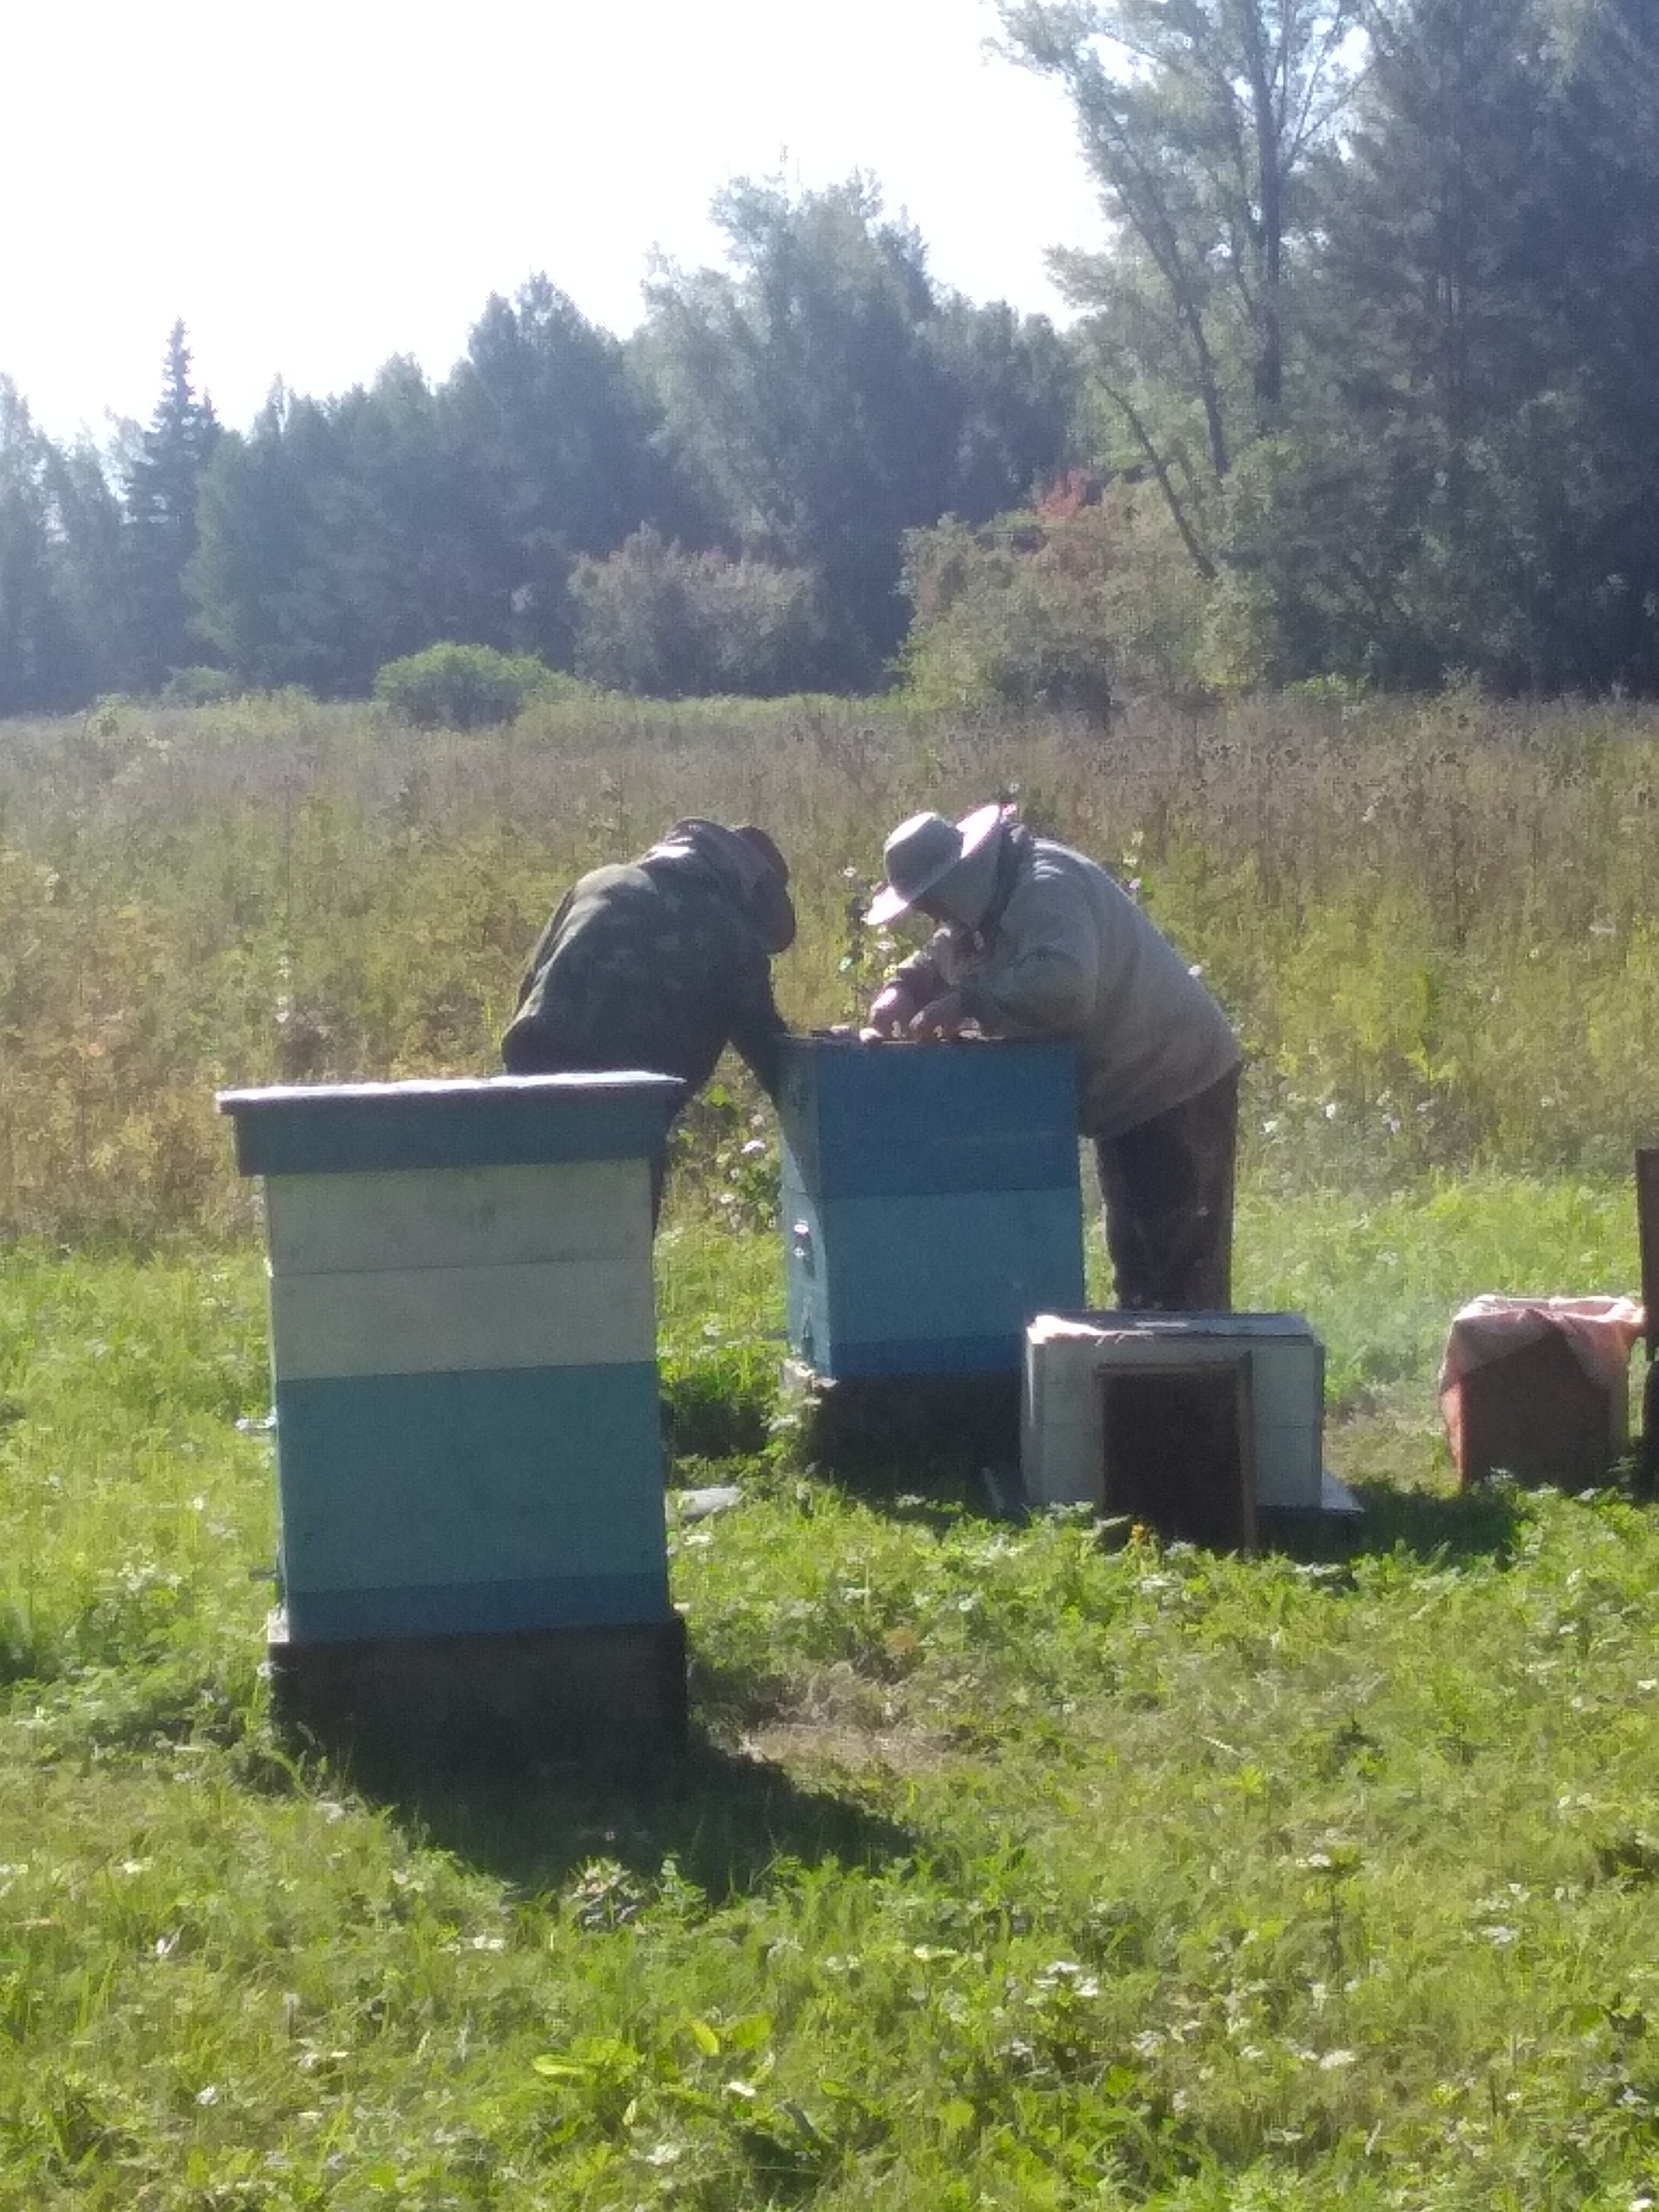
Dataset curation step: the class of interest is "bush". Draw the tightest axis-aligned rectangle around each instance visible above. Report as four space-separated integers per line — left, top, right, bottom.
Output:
899 479 1211 714
160 665 240 707
373 642 551 730
569 527 827 697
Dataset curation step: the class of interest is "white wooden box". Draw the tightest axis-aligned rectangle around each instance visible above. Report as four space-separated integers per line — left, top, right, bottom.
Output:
1022 1311 1325 1512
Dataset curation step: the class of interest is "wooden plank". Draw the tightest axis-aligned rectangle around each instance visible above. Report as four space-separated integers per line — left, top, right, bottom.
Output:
1640 1147 1659 1491
268 1256 655 1379
267 1615 689 1764
272 1361 667 1597
1253 1423 1324 1511
783 1186 1087 1375
262 1158 650 1277
1638 1148 1659 1347
778 1036 1081 1197
1020 1317 1324 1513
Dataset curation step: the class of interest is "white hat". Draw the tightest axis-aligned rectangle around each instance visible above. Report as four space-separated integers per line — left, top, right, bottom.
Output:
867 803 1006 927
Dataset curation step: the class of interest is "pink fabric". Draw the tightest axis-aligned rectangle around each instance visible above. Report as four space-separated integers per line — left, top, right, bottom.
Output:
1437 1295 1645 1468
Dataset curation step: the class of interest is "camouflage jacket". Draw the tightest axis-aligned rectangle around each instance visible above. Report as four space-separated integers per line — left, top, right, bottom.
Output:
499 843 788 1102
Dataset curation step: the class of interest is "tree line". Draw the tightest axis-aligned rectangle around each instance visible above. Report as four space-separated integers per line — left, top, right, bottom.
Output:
3 0 1657 718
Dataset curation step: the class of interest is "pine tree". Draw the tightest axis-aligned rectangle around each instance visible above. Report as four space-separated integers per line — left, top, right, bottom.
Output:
122 320 220 691
1312 0 1659 688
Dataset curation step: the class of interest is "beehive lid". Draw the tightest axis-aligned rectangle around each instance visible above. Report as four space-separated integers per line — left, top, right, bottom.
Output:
218 1073 684 1176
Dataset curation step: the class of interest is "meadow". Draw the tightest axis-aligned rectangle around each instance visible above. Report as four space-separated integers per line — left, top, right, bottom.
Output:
3 688 1659 2207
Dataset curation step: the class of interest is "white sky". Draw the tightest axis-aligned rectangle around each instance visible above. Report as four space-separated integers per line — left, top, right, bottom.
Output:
2 0 1105 450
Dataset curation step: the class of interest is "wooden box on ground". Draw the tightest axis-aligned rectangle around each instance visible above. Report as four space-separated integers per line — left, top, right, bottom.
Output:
1449 1329 1628 1488
1022 1311 1328 1545
219 1074 684 1762
1437 1295 1644 1490
778 1037 1085 1381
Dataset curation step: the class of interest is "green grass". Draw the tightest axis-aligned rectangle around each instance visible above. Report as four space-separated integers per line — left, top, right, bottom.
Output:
4 1175 1657 2207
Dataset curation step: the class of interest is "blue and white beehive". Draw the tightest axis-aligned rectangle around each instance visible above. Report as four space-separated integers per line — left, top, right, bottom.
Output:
219 1074 682 1647
778 1037 1085 1380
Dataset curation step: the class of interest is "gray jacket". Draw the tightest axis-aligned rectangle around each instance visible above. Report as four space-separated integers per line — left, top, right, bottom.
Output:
892 832 1240 1139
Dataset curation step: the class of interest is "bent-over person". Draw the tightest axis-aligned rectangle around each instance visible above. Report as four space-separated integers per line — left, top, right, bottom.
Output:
866 803 1241 1311
501 818 795 1217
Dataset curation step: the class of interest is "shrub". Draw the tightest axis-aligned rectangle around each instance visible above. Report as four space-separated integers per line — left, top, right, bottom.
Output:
569 527 827 697
160 665 240 707
899 479 1211 714
373 642 551 730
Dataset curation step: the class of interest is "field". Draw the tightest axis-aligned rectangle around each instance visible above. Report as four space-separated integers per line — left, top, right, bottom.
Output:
3 689 1659 2208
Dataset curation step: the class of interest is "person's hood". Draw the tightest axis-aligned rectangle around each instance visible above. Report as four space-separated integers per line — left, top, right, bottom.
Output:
646 818 796 953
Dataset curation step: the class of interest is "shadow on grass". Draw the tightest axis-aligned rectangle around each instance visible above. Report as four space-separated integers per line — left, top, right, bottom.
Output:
1256 1478 1528 1567
780 1372 1641 1572
780 1373 1026 1521
802 1435 1559 1575
343 1726 917 1905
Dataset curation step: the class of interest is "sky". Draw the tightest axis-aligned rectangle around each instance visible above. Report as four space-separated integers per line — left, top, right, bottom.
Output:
2 0 1106 450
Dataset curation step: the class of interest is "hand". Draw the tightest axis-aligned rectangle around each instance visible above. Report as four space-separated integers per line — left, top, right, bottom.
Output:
907 991 968 1041
867 983 915 1038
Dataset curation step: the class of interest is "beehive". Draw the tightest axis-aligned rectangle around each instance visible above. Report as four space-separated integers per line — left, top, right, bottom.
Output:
1022 1310 1325 1519
778 1036 1085 1380
219 1074 684 1758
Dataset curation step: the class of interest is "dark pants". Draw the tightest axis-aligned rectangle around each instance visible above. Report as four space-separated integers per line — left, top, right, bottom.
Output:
1094 1065 1240 1312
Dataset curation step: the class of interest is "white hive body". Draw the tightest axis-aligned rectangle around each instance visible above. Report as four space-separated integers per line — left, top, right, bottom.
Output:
1022 1311 1326 1513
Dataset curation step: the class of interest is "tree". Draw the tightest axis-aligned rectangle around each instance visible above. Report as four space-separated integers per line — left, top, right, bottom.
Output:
190 385 328 691
641 175 1077 686
1000 0 1361 574
900 475 1210 712
191 362 484 697
0 381 75 711
1309 0 1659 688
122 321 220 690
569 526 827 697
442 275 696 663
929 295 1084 523
45 435 128 696
642 176 952 683
1524 0 1659 688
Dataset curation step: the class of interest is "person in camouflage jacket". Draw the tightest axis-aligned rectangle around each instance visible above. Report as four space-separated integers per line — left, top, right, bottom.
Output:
500 819 795 1115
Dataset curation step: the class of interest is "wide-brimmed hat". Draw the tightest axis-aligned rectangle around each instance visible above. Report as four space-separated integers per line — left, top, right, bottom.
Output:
867 803 1006 927
732 824 789 884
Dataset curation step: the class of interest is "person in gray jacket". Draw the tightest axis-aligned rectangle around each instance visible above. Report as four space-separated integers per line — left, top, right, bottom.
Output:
866 803 1242 1311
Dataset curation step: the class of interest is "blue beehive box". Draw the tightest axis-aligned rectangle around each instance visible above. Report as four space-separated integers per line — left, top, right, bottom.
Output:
778 1037 1085 1379
219 1075 682 1648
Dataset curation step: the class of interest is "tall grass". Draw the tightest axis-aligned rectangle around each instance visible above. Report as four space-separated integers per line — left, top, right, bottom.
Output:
3 685 1659 1238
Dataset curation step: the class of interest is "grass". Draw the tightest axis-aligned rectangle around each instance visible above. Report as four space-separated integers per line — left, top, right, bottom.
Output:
5 684 1659 2201
2 1175 1657 2207
6 685 1659 1239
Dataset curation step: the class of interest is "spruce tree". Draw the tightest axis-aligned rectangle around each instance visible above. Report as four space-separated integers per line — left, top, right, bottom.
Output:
122 320 220 692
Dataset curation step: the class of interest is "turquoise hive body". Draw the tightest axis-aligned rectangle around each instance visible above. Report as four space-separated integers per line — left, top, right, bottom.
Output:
778 1038 1085 1379
220 1074 681 1643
